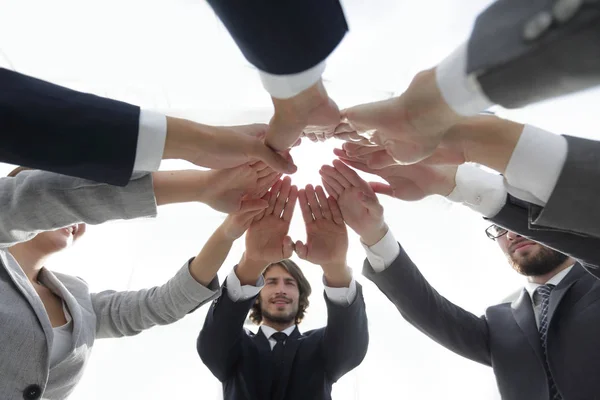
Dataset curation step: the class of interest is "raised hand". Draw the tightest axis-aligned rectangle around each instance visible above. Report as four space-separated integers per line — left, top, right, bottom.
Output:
294 185 348 269
265 80 341 151
244 177 298 266
319 160 387 246
201 162 282 213
164 119 297 174
340 69 463 166
334 156 457 202
220 199 271 241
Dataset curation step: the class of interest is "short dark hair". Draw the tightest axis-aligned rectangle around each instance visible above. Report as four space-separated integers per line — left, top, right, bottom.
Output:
249 259 312 325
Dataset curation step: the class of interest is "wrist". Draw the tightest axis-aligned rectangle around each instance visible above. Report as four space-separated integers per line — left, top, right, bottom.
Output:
322 263 352 288
360 223 389 247
163 117 208 162
237 253 269 285
404 68 464 138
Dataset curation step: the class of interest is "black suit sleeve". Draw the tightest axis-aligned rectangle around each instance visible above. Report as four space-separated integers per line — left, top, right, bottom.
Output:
207 0 348 75
197 279 255 381
0 68 140 186
363 248 492 367
489 195 600 277
467 0 600 108
320 283 369 382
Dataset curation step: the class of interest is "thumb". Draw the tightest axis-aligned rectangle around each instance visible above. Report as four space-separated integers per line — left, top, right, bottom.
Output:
294 240 308 260
342 99 389 131
283 236 294 259
368 182 394 197
252 142 297 174
239 199 269 213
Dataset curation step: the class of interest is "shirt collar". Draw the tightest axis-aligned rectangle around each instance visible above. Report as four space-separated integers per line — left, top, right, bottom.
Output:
524 264 574 301
260 324 297 340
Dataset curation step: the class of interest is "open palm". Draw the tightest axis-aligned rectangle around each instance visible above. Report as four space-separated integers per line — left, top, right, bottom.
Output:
295 185 348 266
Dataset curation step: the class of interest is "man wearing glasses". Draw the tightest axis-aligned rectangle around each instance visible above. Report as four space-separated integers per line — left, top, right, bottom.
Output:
319 158 600 400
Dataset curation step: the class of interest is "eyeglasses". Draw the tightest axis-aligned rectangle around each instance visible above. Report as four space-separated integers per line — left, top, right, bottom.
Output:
485 224 508 240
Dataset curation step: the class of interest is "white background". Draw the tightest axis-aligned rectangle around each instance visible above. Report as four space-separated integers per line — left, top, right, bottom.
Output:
1 0 600 398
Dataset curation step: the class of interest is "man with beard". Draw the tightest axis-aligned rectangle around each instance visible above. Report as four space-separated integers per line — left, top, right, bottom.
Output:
197 176 369 400
319 160 600 400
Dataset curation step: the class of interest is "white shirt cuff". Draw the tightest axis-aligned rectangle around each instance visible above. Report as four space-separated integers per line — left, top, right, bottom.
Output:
323 276 357 306
362 229 401 273
226 267 265 302
259 61 326 99
133 110 167 172
436 42 494 116
504 124 567 205
447 164 507 217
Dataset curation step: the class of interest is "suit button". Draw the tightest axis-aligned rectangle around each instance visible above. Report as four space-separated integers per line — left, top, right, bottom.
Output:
23 384 42 400
523 11 553 41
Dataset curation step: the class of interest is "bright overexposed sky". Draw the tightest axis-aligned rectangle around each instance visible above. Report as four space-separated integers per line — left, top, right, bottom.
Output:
2 0 600 398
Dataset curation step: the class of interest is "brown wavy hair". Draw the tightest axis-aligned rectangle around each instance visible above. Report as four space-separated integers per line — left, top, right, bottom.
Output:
249 259 312 325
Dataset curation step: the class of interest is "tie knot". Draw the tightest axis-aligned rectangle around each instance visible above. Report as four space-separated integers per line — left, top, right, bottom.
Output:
535 284 555 300
271 332 287 344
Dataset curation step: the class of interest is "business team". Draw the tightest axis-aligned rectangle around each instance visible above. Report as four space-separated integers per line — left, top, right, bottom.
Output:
3 0 600 399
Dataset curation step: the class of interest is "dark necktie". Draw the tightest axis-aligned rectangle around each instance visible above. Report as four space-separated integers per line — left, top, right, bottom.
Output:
270 332 288 400
535 284 561 400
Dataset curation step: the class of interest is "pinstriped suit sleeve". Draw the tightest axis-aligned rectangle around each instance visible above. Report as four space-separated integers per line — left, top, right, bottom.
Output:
0 170 156 248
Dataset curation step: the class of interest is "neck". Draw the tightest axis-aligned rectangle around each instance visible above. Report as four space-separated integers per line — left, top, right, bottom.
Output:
528 257 575 285
8 242 51 283
262 320 295 333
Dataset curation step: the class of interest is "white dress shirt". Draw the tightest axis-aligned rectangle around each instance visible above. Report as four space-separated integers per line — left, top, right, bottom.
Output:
260 325 298 350
524 265 573 328
259 61 326 99
49 302 73 367
225 266 357 306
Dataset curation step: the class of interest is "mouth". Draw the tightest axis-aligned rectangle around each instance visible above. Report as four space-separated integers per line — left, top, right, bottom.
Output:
511 241 536 253
271 299 291 306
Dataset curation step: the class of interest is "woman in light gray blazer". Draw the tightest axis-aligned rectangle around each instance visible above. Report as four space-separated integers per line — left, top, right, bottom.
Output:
0 164 279 400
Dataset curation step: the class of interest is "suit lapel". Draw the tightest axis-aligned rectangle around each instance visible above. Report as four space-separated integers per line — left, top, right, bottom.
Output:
511 289 544 362
274 327 302 400
547 264 584 328
254 328 275 400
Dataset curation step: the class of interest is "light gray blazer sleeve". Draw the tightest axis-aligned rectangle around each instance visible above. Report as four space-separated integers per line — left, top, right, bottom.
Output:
0 170 157 248
91 260 221 339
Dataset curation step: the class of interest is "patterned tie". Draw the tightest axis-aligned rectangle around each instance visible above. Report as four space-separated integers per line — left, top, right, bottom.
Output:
271 332 288 400
535 284 561 400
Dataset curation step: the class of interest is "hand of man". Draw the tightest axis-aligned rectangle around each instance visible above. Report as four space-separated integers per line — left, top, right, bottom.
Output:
265 80 341 151
164 118 297 174
340 69 463 166
200 162 281 213
220 199 270 241
334 156 458 202
319 160 387 246
294 184 350 287
243 177 298 267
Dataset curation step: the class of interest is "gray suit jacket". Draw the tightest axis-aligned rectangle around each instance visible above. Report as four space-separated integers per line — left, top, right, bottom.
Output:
363 134 600 399
467 0 600 108
0 171 220 400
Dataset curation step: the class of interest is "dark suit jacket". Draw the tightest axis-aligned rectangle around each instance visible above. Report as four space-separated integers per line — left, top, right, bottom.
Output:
0 68 140 186
197 279 369 400
207 0 348 75
467 0 600 108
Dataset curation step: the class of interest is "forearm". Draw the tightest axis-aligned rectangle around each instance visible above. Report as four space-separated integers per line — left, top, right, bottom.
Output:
151 170 205 206
236 254 269 286
322 262 352 288
189 226 236 286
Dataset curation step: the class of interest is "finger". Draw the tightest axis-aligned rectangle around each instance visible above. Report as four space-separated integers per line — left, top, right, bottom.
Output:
305 184 323 219
250 161 268 172
266 180 282 215
315 186 331 220
343 142 381 156
254 192 270 221
282 186 298 222
257 171 281 192
304 132 318 142
364 150 398 169
337 159 378 176
283 236 294 259
327 196 345 225
319 170 344 196
331 159 366 189
252 141 297 174
292 137 302 147
294 240 308 260
333 147 364 162
273 176 292 216
298 189 314 224
342 99 390 132
320 165 351 188
321 179 339 200
369 182 395 197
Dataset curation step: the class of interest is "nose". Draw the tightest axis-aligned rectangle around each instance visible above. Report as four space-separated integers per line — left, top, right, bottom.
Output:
506 230 520 241
275 280 287 294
